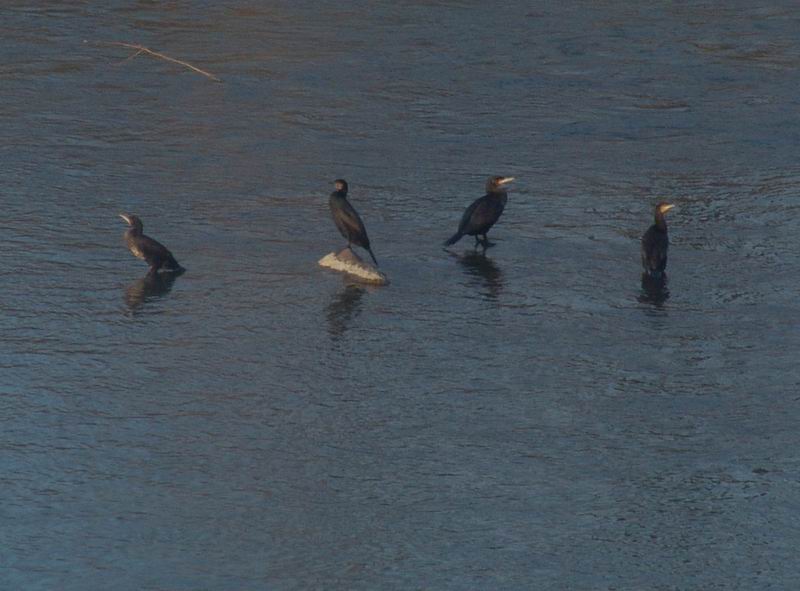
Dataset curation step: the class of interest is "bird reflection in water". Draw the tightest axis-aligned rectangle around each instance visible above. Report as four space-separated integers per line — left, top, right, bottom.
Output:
326 283 366 339
638 273 670 308
458 251 504 301
124 270 183 313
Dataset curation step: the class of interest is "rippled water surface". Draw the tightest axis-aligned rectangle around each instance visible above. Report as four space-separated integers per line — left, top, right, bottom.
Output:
3 2 800 589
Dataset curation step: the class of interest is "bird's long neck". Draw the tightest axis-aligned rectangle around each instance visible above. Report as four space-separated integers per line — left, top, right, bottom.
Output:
654 211 668 232
489 188 507 199
126 224 143 237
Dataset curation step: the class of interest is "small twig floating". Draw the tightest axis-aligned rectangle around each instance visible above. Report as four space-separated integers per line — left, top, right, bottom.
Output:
98 41 222 82
119 48 146 64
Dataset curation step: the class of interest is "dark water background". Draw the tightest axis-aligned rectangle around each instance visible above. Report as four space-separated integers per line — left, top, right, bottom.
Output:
2 2 800 589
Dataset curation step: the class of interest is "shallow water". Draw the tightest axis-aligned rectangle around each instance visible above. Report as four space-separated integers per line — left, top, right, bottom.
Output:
2 2 800 589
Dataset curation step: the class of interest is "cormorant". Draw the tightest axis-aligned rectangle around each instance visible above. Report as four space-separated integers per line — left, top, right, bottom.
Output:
444 176 515 248
641 202 675 278
119 213 184 274
329 179 379 266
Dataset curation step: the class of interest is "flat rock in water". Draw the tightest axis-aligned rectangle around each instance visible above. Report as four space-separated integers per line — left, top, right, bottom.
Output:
318 248 389 285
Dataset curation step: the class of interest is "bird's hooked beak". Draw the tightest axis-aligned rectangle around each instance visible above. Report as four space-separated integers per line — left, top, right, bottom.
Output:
498 177 515 186
662 204 676 213
119 213 132 225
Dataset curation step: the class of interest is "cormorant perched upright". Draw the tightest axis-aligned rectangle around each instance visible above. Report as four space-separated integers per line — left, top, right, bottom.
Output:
329 179 379 266
119 214 184 275
641 202 675 278
444 176 515 248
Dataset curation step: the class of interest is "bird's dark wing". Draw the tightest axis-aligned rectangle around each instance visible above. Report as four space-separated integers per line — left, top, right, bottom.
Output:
458 194 495 235
330 197 370 247
135 235 176 265
641 226 668 273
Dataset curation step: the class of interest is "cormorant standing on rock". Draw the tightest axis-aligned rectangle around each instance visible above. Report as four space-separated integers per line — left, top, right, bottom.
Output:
329 179 379 266
119 214 184 275
444 176 515 248
641 202 675 278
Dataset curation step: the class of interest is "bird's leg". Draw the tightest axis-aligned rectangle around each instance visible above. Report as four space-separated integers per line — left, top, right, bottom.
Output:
474 235 481 248
482 234 494 248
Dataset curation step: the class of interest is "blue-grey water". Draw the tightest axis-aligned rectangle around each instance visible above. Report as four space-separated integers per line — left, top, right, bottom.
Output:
2 2 800 589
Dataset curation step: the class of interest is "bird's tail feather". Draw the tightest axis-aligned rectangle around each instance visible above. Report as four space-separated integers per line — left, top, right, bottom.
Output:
165 256 185 273
366 247 379 267
443 232 462 246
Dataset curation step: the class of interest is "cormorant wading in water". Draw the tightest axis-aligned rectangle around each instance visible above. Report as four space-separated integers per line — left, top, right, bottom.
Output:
444 176 515 248
119 214 184 275
641 202 675 278
329 179 379 266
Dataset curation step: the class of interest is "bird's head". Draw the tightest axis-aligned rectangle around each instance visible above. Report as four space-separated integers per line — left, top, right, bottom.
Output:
655 202 675 215
487 176 515 192
119 213 143 233
334 179 348 194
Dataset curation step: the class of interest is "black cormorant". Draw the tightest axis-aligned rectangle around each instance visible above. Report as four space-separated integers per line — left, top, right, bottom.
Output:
119 213 184 274
329 179 378 266
641 202 675 278
444 176 515 247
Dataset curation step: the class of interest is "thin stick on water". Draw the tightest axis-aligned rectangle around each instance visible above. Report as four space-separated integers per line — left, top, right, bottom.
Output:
96 41 222 82
119 48 146 64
